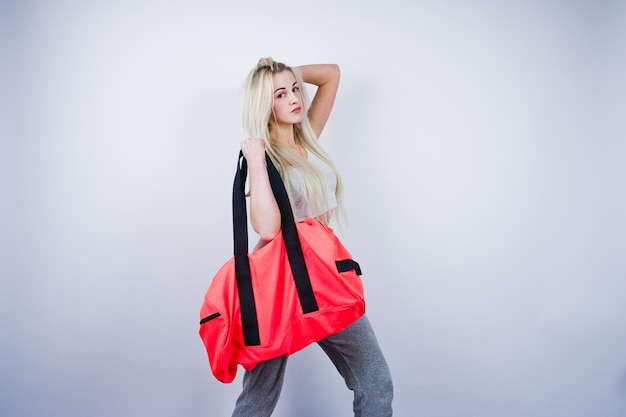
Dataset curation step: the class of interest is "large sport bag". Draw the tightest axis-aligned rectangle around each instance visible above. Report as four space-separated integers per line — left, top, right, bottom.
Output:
199 152 365 383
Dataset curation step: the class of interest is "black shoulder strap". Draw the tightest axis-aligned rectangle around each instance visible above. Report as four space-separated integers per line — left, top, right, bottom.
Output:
232 155 260 346
232 152 319 346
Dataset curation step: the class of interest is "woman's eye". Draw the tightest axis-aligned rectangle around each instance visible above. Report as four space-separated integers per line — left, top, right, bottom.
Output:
277 92 285 98
293 86 300 92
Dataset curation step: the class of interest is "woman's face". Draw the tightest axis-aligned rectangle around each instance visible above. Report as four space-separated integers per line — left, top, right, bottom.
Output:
271 70 303 126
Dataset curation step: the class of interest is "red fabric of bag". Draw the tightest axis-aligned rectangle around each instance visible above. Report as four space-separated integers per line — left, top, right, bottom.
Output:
198 153 365 383
199 218 365 383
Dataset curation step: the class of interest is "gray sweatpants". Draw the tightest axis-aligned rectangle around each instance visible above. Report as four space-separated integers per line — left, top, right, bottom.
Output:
231 315 394 417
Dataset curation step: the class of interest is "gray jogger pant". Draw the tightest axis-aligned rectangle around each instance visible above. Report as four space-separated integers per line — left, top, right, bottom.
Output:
231 315 394 417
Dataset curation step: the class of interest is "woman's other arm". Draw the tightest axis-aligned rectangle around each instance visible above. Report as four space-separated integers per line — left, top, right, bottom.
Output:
240 138 281 242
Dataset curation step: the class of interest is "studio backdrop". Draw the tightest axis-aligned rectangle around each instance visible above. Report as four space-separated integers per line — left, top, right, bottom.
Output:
2 1 625 416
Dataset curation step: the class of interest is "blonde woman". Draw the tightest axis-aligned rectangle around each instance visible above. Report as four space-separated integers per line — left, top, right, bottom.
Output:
236 58 393 417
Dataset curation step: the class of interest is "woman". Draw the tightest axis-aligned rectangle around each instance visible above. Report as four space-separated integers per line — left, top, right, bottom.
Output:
235 58 393 417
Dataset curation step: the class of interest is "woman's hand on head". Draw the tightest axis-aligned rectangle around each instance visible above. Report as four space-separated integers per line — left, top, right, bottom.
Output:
240 138 266 165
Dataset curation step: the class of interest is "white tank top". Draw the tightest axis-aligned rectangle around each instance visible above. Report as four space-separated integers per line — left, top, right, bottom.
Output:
287 152 338 222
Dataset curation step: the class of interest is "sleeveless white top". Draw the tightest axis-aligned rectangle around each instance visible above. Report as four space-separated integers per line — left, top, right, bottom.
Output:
288 152 338 222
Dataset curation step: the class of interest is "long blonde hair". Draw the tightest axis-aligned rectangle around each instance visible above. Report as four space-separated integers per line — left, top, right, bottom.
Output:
242 57 344 225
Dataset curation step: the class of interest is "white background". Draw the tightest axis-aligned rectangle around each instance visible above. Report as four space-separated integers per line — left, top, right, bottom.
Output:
2 1 626 416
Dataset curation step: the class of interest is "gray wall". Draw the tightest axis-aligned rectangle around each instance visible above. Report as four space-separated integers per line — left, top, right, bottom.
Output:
2 1 625 416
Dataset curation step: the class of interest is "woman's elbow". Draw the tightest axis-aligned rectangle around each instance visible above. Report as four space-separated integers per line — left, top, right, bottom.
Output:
257 226 280 242
252 217 281 242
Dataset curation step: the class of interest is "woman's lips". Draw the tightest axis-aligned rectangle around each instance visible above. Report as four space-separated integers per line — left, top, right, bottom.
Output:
291 107 301 113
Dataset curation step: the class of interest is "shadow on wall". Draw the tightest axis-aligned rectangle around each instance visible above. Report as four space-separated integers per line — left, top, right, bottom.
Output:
619 367 626 404
273 346 353 417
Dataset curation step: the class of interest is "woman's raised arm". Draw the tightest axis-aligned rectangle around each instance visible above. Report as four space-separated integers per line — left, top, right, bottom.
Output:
296 64 340 137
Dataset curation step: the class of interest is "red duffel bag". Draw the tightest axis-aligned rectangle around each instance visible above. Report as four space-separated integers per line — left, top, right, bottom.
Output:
199 152 365 383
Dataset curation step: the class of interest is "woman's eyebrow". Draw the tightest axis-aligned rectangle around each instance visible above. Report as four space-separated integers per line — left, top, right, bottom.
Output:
274 82 297 93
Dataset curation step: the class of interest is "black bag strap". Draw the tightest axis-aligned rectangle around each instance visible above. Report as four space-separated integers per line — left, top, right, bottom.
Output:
232 154 260 345
233 151 319 346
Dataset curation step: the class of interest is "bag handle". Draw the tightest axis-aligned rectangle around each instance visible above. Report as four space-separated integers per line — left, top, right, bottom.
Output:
233 151 319 346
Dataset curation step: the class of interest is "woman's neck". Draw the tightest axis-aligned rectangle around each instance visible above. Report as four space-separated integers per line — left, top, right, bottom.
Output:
271 123 303 154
